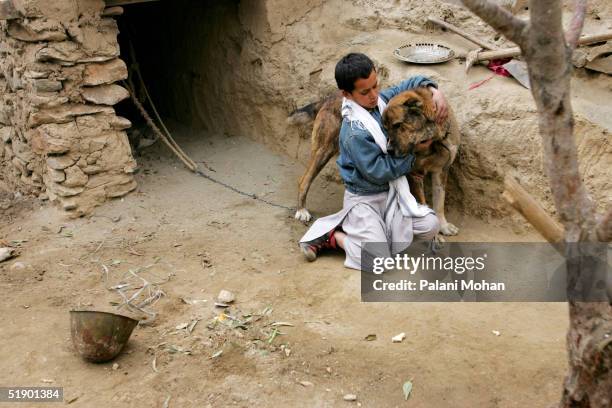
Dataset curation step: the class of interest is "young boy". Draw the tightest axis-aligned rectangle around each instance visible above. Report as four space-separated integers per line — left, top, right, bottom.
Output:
299 53 446 270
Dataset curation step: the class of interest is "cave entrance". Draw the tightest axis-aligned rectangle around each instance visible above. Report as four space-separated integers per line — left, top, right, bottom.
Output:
111 0 244 157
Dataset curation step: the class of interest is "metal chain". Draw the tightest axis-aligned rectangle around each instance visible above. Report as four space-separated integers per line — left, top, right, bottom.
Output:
194 169 296 212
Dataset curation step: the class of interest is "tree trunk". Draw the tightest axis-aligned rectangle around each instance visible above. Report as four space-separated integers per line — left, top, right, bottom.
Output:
461 1 612 406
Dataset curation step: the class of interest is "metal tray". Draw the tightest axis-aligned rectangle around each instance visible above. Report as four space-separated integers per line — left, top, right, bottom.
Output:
393 43 455 64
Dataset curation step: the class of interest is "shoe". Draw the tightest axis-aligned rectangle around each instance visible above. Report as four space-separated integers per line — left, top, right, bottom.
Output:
300 229 338 262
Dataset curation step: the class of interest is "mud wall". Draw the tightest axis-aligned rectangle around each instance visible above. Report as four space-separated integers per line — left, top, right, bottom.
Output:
144 0 608 222
0 0 136 215
0 0 609 223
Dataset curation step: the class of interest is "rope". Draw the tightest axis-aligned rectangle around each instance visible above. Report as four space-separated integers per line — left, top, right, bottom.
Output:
123 47 295 212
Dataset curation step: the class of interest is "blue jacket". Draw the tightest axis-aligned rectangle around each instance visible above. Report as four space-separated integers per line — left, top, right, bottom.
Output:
337 76 437 195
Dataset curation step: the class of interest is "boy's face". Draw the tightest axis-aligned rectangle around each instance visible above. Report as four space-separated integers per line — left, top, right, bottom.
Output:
343 69 379 110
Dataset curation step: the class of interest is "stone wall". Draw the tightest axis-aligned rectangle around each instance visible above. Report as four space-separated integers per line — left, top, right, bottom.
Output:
0 0 136 215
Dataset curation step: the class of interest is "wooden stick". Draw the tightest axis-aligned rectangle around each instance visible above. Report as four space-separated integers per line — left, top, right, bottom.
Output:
428 16 498 50
502 176 564 244
467 31 612 61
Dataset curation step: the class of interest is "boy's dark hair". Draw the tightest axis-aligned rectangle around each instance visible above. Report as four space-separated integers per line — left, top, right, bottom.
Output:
334 53 375 93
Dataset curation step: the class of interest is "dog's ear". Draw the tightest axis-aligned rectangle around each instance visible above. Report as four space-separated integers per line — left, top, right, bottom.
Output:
402 98 423 114
414 87 437 121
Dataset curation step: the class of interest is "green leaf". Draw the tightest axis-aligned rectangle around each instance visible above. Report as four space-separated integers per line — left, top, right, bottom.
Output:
403 381 413 400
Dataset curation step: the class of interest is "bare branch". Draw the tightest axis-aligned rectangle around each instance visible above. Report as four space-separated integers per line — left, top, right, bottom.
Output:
565 0 588 50
596 207 612 242
461 0 528 47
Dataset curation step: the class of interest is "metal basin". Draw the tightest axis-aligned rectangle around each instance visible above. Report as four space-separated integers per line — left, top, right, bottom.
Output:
70 310 139 363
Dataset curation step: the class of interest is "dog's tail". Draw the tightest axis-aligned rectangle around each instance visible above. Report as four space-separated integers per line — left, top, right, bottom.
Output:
286 99 326 126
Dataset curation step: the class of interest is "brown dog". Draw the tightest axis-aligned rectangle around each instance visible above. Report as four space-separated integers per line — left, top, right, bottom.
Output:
289 87 460 236
383 87 460 236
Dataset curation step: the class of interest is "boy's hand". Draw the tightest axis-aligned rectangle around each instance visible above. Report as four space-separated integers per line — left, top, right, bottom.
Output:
429 86 448 124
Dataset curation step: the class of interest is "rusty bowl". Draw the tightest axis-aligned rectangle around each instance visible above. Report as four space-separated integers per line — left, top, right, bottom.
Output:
70 310 139 363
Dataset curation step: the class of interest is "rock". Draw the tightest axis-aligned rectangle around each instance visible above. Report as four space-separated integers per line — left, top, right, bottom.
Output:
217 289 236 304
86 172 131 189
47 154 78 170
29 104 114 127
102 6 123 17
31 123 78 154
0 104 13 125
343 394 357 401
81 84 129 105
12 138 35 162
4 144 14 159
82 165 102 175
60 198 77 211
82 59 128 86
11 261 26 271
24 70 50 79
123 161 137 174
86 151 101 165
7 20 67 42
391 332 406 343
52 182 84 197
109 116 131 130
11 156 27 173
36 41 118 65
63 165 88 187
0 247 16 262
0 0 20 19
0 126 13 142
105 179 136 198
572 49 587 68
112 363 119 370
48 168 65 182
31 135 70 154
29 95 69 109
299 381 313 387
586 55 612 75
33 79 62 93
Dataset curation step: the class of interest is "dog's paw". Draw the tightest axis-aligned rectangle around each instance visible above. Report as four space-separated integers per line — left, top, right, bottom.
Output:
440 222 459 236
295 208 312 222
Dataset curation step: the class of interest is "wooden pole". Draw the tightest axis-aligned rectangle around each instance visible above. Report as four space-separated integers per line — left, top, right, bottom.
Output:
502 176 564 244
466 31 612 61
428 16 498 50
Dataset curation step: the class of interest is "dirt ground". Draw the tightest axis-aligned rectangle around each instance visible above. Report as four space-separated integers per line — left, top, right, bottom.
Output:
0 122 570 407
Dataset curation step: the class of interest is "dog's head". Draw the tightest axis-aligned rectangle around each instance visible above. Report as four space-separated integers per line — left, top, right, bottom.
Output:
382 88 440 155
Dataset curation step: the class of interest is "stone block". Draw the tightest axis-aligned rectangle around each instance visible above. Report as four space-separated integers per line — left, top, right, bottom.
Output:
46 153 77 170
48 168 65 182
33 79 62 92
86 171 131 189
82 165 102 175
82 58 128 86
12 138 34 162
0 0 20 19
109 115 131 130
11 156 27 173
63 165 88 187
4 144 14 159
36 41 117 65
31 122 78 154
7 20 67 42
106 178 136 198
52 182 84 197
29 104 114 127
0 126 14 142
81 84 128 105
29 95 69 109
